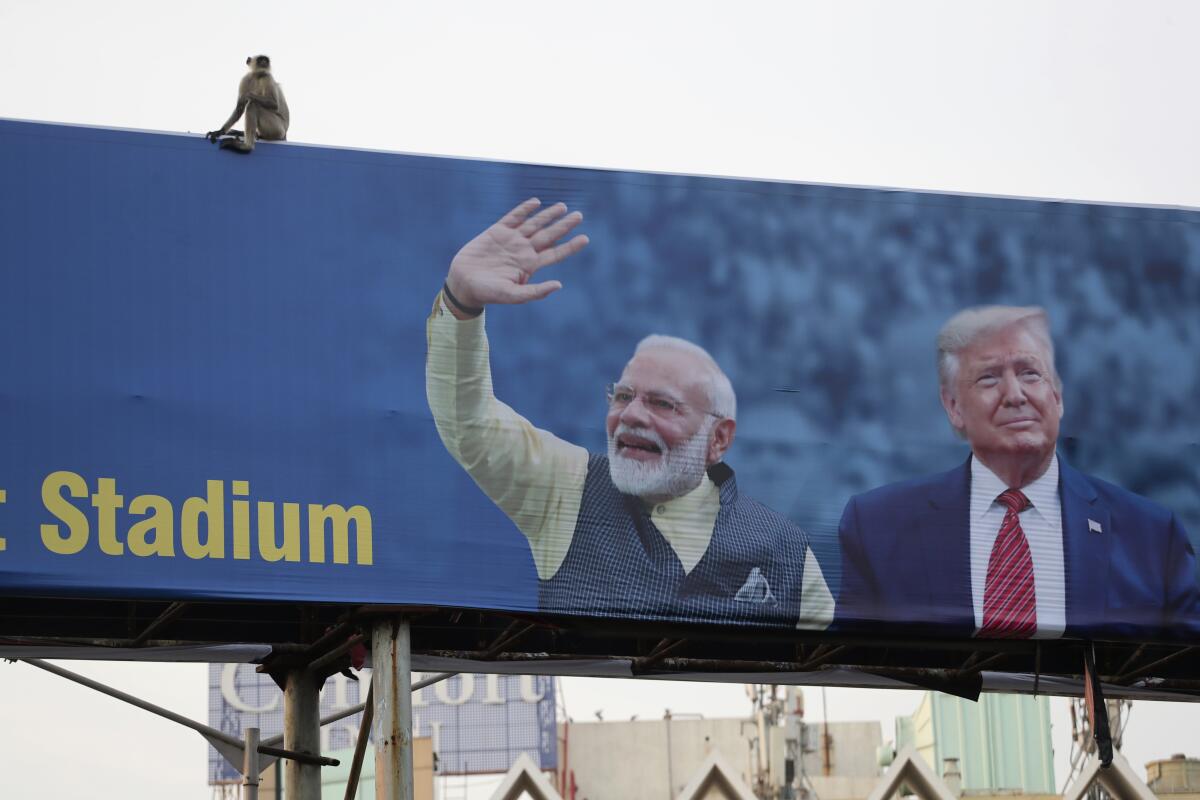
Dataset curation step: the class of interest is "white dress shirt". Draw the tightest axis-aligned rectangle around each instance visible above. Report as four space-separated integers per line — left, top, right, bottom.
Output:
969 454 1066 639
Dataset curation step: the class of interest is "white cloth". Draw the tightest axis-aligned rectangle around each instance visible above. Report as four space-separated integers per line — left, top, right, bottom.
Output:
969 454 1066 639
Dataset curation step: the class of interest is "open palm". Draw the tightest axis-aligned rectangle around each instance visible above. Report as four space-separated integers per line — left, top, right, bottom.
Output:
446 198 588 309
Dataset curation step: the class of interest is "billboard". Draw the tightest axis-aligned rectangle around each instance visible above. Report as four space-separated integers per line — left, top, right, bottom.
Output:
1 118 1198 647
208 665 556 782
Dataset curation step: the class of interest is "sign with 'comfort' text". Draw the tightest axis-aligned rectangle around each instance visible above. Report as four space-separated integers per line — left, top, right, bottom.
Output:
208 665 556 781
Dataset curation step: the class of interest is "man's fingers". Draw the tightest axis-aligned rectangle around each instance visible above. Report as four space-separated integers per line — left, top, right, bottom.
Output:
516 202 569 237
536 234 589 270
529 210 583 252
501 279 563 304
499 198 541 228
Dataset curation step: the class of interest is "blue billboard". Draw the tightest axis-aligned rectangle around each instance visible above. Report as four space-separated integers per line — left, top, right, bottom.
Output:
1 118 1198 645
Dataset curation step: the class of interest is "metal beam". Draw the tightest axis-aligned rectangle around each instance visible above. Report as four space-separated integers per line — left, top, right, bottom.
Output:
131 601 189 646
799 645 846 670
377 620 537 701
960 651 1007 675
1115 642 1148 677
301 622 355 661
307 633 365 676
20 659 337 767
413 671 455 691
243 727 261 800
372 618 415 799
1116 645 1195 684
1033 642 1042 694
343 682 375 800
633 638 688 673
263 700 368 748
260 671 459 751
284 668 323 800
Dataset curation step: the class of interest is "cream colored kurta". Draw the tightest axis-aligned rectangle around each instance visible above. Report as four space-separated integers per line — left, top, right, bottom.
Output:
426 293 833 629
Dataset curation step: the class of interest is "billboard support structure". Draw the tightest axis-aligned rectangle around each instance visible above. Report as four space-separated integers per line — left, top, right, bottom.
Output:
372 617 416 800
284 668 323 800
344 682 375 800
1082 644 1114 768
243 727 260 800
18 658 339 773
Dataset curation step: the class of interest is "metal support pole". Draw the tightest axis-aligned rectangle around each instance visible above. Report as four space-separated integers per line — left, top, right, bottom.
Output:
284 669 323 800
243 727 261 800
263 671 454 750
344 682 374 800
20 658 336 768
372 618 414 800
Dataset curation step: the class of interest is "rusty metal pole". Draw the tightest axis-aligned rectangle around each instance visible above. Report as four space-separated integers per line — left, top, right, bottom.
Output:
243 727 261 800
372 618 414 800
343 681 374 800
284 669 323 800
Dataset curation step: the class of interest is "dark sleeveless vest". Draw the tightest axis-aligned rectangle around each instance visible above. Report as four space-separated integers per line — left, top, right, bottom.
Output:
538 454 815 627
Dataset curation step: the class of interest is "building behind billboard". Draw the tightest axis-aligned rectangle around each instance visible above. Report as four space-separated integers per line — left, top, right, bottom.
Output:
208 666 555 783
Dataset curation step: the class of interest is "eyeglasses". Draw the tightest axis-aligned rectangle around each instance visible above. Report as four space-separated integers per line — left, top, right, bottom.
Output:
605 383 723 419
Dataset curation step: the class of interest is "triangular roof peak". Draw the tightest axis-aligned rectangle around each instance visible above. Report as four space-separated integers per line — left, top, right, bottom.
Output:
867 746 958 800
675 750 758 800
488 752 563 800
1063 751 1156 800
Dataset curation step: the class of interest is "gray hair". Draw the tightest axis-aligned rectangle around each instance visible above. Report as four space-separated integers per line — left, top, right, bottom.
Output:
936 305 1060 391
633 334 737 420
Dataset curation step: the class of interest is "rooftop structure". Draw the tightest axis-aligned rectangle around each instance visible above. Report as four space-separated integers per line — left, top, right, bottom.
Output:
896 692 1054 795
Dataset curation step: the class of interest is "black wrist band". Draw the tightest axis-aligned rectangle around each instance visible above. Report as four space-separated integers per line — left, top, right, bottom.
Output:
442 282 483 317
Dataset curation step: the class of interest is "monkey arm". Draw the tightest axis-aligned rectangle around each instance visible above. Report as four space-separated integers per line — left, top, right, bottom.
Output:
243 92 280 112
210 73 261 135
211 98 248 137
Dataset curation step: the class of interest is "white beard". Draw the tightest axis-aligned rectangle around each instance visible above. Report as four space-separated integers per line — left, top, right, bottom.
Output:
607 421 713 501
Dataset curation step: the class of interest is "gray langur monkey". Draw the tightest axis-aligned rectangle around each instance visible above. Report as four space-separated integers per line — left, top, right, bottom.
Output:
206 55 290 153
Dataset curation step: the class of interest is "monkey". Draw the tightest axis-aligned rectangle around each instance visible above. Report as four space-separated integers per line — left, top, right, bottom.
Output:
206 55 290 154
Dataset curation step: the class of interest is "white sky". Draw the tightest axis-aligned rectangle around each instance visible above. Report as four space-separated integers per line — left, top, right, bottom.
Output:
2 1 1199 797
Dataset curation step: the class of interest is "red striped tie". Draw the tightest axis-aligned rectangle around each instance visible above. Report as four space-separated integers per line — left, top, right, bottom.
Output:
979 488 1037 639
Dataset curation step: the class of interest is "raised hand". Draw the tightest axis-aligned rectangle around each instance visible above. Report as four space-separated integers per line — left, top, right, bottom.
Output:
444 198 588 316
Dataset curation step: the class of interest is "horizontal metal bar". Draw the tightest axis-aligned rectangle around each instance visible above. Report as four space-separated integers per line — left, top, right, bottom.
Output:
0 636 309 652
634 638 688 672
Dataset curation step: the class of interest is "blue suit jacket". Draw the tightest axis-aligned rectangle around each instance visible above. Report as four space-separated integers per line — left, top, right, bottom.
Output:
834 456 1200 642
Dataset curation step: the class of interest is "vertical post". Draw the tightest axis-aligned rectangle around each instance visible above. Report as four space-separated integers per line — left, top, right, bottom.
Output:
343 681 375 800
284 669 323 800
372 618 414 800
243 727 261 800
664 709 674 798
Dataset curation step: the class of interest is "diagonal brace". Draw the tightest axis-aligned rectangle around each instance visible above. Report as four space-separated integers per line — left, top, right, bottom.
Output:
20 658 338 769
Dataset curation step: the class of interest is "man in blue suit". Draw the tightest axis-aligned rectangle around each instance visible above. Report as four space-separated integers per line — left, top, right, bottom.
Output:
836 306 1200 641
